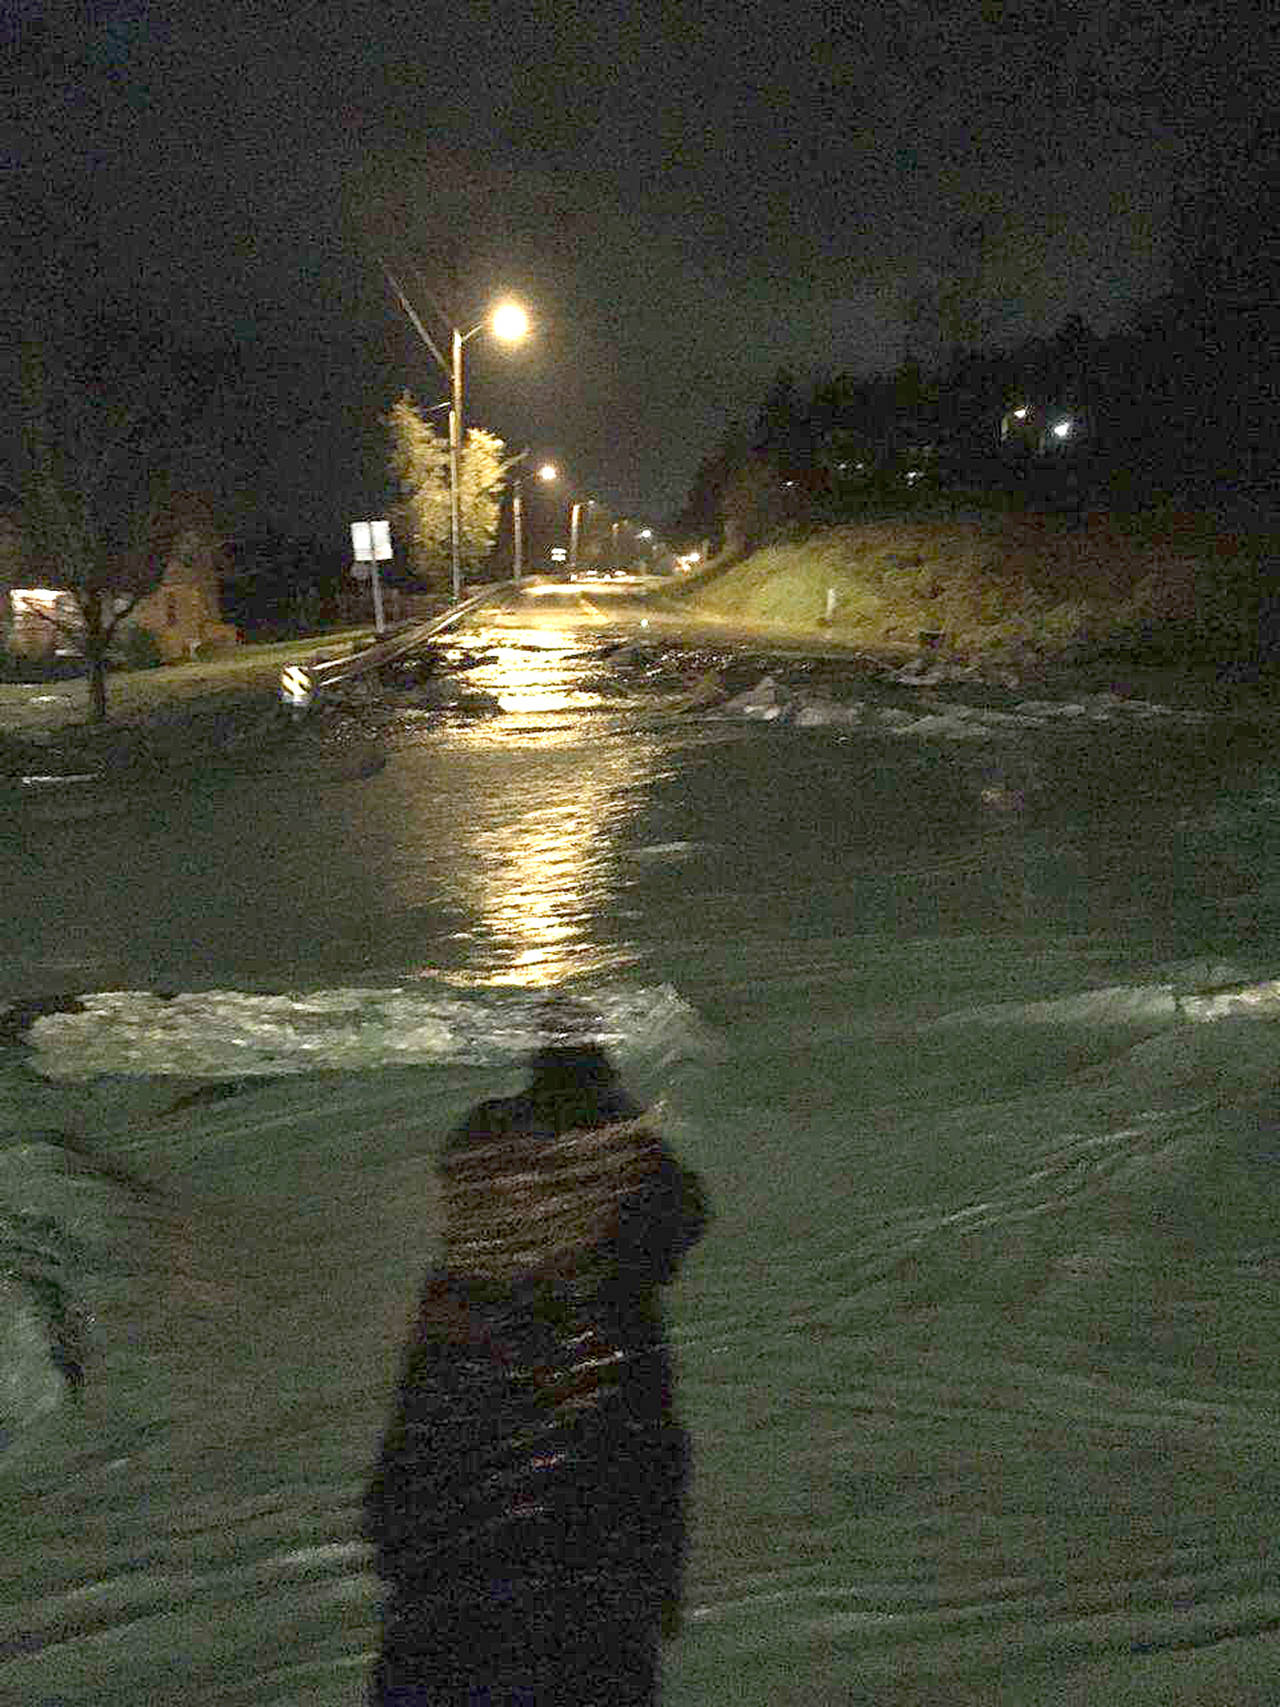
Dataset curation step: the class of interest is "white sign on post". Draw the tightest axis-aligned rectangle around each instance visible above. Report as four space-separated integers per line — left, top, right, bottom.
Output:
349 519 392 631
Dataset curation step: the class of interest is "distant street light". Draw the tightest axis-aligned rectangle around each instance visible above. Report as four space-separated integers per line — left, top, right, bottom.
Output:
512 462 557 580
381 265 530 601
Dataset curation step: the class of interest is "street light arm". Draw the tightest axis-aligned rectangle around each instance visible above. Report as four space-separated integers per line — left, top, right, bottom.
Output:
495 447 531 478
381 262 451 378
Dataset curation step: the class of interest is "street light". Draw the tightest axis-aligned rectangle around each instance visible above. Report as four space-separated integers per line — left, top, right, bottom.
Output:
512 462 558 580
382 265 530 601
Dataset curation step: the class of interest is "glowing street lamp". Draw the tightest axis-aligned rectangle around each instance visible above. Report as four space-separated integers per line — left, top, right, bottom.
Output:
490 300 530 343
382 265 530 601
447 300 530 601
509 460 562 581
510 453 555 582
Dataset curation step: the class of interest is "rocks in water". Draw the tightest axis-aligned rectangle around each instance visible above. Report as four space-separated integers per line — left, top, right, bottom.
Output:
0 994 87 1048
793 697 865 728
718 675 793 720
707 660 1210 742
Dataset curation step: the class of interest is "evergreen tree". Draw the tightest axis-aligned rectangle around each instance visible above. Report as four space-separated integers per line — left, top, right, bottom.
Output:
387 394 506 588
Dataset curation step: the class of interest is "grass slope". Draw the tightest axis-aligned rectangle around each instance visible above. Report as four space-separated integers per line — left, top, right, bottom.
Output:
678 509 1278 662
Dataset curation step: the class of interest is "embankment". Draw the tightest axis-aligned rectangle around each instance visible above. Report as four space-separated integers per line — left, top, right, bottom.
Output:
671 508 1279 667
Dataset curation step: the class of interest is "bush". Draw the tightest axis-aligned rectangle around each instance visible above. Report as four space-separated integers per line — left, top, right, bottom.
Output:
111 624 165 670
0 645 86 682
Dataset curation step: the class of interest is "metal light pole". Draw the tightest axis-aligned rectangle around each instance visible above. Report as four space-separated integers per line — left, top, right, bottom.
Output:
512 477 524 580
449 327 464 603
381 265 529 604
568 501 583 577
520 462 557 578
495 447 532 580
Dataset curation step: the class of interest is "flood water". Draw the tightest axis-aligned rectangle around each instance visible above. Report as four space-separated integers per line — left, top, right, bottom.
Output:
5 613 1280 1703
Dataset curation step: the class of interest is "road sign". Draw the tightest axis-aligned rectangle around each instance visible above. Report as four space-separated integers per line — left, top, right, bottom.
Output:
352 519 393 560
349 518 392 632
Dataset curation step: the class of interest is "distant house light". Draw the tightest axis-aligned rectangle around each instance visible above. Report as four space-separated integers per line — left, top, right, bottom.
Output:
1012 405 1029 420
1051 418 1073 439
11 588 69 614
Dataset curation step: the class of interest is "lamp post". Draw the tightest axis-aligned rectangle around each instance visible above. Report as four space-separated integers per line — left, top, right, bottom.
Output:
514 462 558 581
382 266 529 601
568 501 583 578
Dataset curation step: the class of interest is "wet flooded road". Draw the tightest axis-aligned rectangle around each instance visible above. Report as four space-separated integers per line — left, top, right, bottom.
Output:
5 604 1280 1702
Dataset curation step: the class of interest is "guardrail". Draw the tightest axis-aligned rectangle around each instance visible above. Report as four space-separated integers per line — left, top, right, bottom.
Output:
279 582 515 710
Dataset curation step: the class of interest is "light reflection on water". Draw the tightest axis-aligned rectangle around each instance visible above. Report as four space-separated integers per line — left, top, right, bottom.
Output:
399 625 662 988
8 621 1280 1704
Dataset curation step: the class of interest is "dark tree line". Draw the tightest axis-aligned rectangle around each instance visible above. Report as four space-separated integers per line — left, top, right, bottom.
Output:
221 532 356 639
675 118 1277 557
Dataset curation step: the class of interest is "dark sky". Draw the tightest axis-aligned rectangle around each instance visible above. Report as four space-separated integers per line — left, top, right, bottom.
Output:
1 0 1266 544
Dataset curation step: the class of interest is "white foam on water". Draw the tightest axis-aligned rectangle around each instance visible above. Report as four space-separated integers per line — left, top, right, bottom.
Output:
25 981 705 1080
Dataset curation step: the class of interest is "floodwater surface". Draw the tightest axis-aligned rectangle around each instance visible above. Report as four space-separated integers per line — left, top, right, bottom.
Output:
5 619 1280 1703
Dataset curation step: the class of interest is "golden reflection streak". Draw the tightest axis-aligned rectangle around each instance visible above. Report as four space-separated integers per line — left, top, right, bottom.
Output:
445 628 656 988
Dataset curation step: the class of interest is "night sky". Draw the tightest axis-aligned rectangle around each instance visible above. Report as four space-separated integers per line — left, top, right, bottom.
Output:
1 0 1265 545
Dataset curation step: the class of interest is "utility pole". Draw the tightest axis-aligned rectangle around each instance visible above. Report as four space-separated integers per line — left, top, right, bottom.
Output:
449 328 464 603
569 501 582 577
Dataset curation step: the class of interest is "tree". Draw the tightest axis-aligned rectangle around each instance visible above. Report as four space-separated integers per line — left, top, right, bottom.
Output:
672 423 751 557
753 368 812 472
719 454 792 556
457 425 507 572
387 393 507 588
387 394 450 584
17 337 183 721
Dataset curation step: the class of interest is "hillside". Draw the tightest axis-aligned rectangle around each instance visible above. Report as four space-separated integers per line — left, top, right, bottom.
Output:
673 508 1279 666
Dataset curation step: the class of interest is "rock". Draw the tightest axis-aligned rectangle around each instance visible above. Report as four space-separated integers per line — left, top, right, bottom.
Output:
793 698 865 727
719 675 793 719
0 994 87 1048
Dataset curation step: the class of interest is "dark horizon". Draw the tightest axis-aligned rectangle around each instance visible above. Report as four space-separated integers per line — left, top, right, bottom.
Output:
2 0 1272 550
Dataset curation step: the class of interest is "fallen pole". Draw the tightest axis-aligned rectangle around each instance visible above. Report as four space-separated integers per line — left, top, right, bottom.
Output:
279 582 515 712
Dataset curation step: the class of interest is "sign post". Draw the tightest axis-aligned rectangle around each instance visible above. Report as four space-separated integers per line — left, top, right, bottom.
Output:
350 519 394 634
